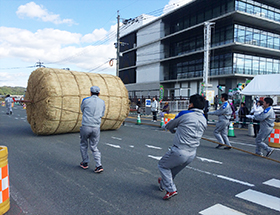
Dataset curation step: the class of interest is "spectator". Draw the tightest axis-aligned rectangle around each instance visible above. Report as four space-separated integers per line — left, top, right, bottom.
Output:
230 100 236 120
160 102 170 117
250 100 263 137
136 98 141 114
214 95 218 110
151 97 158 122
239 102 249 128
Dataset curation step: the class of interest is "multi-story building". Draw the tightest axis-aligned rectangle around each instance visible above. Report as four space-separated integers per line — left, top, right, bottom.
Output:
119 0 280 102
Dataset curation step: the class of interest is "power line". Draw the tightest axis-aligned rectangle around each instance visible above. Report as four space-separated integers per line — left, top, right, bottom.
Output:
0 1 202 71
87 59 112 73
0 66 36 70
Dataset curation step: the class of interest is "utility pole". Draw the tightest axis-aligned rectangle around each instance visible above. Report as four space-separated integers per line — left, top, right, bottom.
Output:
203 22 215 95
116 11 120 77
36 60 45 68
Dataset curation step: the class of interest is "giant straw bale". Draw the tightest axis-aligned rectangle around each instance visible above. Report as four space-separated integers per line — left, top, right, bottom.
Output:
25 68 130 135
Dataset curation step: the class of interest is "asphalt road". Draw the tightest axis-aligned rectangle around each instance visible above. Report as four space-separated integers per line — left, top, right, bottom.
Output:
1 105 280 215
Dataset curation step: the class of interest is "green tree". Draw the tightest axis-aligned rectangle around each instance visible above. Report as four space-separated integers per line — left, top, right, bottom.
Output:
0 86 26 95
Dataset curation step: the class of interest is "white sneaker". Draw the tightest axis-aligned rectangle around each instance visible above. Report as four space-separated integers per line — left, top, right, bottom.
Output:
255 152 263 156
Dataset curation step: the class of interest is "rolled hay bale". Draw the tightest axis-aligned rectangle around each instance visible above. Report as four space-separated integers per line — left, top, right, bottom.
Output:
25 68 130 135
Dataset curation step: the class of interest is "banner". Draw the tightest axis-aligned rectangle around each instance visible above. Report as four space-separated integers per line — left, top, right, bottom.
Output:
159 85 164 103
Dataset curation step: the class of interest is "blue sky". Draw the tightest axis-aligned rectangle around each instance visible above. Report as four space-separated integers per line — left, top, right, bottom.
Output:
0 0 191 87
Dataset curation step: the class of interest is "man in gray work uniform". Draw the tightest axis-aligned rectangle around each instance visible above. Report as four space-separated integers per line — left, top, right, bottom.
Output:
5 95 14 115
246 97 275 157
208 93 232 149
158 94 207 200
80 86 105 173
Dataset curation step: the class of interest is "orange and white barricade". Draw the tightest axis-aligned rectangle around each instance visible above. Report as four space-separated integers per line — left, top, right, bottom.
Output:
0 146 9 214
164 114 176 125
269 122 280 148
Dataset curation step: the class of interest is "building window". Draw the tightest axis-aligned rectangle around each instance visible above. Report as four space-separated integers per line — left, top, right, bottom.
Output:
233 53 280 75
212 25 234 47
234 24 280 50
119 69 136 84
235 0 280 23
169 0 235 35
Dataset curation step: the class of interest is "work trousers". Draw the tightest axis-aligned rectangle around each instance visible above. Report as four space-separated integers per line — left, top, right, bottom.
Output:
158 146 196 192
152 111 158 121
6 105 12 114
255 127 273 154
253 120 260 137
214 120 231 146
80 126 102 167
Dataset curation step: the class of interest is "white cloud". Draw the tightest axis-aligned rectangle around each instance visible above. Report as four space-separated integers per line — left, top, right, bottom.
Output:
0 27 82 59
0 24 116 87
0 71 30 87
163 0 193 14
0 26 116 65
81 28 108 43
16 2 76 25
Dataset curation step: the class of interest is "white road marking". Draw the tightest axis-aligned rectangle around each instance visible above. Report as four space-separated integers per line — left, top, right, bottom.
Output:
148 155 162 160
148 155 253 186
196 156 223 164
15 117 19 119
217 175 254 187
105 143 121 148
187 166 255 187
263 178 280 189
145 144 162 150
199 203 246 215
236 189 280 212
129 145 134 148
111 136 122 140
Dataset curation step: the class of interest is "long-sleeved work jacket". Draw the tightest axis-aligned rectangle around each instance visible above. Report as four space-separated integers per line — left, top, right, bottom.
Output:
165 108 207 150
208 101 232 121
81 95 105 127
254 106 275 129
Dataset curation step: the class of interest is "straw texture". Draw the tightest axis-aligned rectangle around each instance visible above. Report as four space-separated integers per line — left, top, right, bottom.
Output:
25 68 129 135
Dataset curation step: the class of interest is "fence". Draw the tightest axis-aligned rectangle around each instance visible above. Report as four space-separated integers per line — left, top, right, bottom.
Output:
130 100 189 115
159 100 189 113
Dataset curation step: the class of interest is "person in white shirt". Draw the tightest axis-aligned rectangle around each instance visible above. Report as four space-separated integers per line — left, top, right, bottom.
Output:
250 100 263 137
151 97 158 122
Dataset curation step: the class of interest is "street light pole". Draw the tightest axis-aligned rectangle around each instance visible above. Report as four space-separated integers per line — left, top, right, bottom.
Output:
116 11 120 77
203 22 215 95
